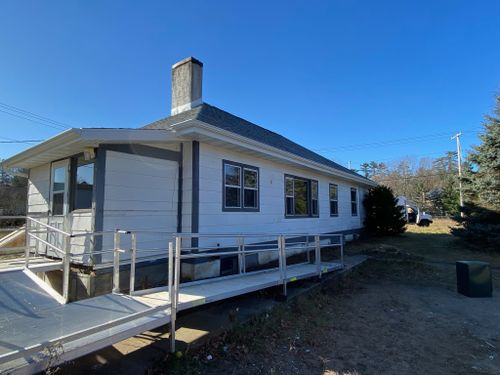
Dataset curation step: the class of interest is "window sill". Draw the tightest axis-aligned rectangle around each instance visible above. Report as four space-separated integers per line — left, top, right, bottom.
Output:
71 208 93 213
223 208 260 212
285 215 319 219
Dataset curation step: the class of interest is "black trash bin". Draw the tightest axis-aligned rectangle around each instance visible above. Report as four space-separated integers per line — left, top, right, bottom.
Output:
456 261 492 298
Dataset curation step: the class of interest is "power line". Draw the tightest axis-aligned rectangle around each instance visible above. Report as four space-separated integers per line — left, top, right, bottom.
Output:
374 172 452 183
0 140 43 144
313 129 480 154
0 101 72 130
347 150 456 167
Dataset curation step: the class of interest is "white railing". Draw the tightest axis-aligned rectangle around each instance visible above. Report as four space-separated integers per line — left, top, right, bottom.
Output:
0 216 345 361
109 230 344 352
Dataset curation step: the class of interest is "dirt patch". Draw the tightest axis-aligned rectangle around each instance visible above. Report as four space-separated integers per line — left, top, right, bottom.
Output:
151 259 500 375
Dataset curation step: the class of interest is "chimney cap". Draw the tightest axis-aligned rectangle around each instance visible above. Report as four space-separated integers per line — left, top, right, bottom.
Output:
172 56 203 70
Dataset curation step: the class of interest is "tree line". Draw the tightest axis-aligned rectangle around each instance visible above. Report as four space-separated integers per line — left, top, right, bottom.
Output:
0 164 27 216
356 151 461 217
360 94 499 250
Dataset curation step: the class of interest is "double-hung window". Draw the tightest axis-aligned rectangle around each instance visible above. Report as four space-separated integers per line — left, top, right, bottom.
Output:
285 175 319 217
329 184 338 216
351 187 358 216
223 160 259 211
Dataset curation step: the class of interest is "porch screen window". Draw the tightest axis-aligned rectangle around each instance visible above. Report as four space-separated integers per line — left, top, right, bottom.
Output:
223 161 259 211
285 175 318 217
329 184 338 216
74 156 95 210
52 166 67 215
351 188 358 216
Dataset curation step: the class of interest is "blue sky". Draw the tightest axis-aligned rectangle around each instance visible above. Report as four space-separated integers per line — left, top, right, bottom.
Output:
0 0 499 170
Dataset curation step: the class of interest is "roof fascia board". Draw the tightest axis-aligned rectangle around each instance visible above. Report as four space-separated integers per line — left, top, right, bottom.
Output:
78 129 175 142
2 129 81 168
2 129 179 169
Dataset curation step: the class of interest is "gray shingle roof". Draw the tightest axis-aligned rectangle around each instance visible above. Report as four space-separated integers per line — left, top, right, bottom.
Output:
143 103 371 182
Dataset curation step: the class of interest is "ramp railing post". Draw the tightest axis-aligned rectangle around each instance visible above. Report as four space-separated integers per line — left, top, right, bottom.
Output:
340 234 344 268
279 235 287 297
129 232 137 294
238 236 245 274
24 218 30 269
62 233 71 303
306 235 311 264
277 235 283 285
34 220 39 257
170 235 182 353
168 240 173 302
315 235 321 278
112 230 121 293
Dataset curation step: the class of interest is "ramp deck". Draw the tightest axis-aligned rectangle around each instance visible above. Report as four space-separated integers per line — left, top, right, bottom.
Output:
0 261 341 374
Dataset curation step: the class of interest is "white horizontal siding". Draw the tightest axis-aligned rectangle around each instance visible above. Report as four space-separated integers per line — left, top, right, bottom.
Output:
101 150 179 263
27 163 50 214
197 143 365 247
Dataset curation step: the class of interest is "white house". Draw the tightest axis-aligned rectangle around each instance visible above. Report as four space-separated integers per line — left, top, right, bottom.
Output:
3 57 375 297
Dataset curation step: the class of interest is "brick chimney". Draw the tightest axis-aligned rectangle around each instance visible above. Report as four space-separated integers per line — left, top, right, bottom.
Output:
171 57 203 115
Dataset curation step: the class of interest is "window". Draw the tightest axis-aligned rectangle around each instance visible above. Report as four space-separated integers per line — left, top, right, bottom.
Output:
74 156 95 210
51 160 69 215
224 164 241 208
223 161 259 211
285 175 319 217
243 168 258 209
50 153 96 216
351 187 358 216
329 184 338 216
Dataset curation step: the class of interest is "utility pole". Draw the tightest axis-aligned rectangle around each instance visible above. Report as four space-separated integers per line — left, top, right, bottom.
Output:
451 132 464 217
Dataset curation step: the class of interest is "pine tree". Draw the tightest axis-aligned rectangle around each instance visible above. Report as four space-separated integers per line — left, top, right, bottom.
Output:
464 95 500 210
452 94 500 250
363 185 407 235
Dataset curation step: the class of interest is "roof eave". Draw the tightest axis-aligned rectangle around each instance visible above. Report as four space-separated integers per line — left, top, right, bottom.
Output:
2 128 177 169
175 120 376 187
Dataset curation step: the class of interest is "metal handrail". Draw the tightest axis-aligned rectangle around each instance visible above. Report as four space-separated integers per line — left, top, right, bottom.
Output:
27 233 65 256
26 216 71 237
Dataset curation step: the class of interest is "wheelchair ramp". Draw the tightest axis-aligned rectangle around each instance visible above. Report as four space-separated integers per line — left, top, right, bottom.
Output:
0 261 342 374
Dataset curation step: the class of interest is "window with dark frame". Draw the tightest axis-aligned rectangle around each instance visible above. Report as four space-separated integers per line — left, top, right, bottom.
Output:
73 156 95 210
351 187 358 216
329 184 338 216
284 175 318 217
223 161 259 211
50 154 95 216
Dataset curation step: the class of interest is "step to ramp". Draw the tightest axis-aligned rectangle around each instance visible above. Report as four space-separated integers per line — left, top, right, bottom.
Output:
0 257 63 273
